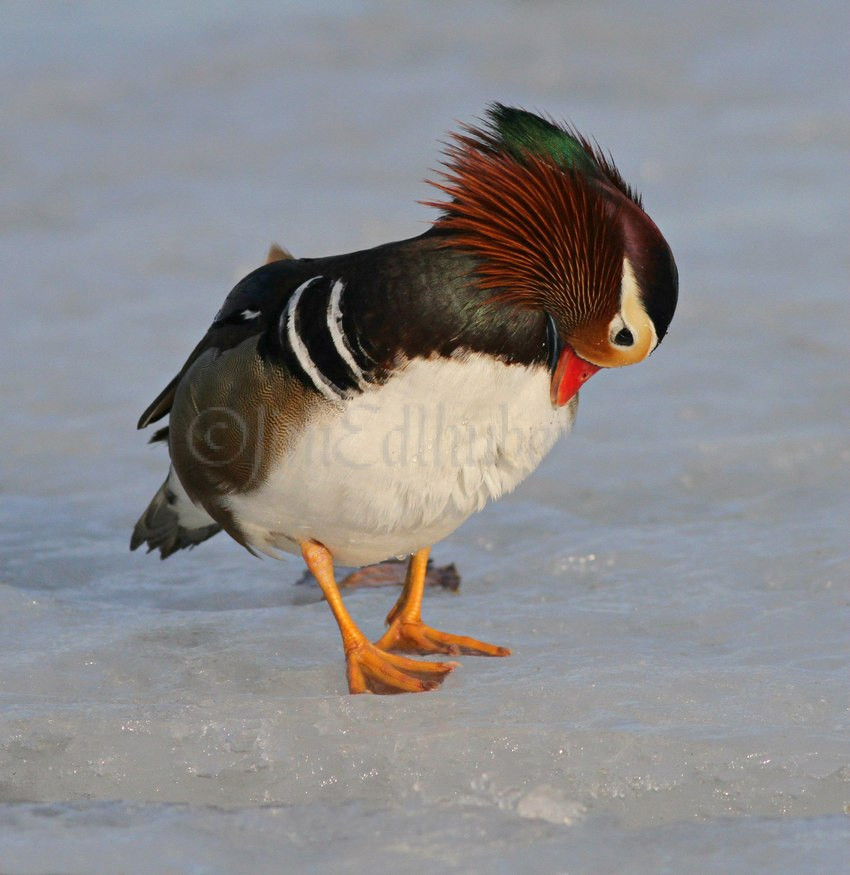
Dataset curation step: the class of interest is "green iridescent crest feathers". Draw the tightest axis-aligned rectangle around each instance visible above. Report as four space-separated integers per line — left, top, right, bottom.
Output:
484 104 642 206
487 104 597 173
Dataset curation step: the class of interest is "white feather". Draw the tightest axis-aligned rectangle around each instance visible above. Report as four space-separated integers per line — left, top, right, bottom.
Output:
167 466 217 529
225 354 575 566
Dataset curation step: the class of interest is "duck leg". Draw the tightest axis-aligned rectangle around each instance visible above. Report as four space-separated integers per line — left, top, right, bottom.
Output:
375 547 511 657
300 540 457 694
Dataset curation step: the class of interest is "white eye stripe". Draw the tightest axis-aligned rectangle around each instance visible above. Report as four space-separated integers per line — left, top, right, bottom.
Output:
611 257 657 355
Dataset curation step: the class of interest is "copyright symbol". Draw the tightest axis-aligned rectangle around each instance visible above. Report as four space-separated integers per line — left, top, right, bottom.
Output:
187 406 248 467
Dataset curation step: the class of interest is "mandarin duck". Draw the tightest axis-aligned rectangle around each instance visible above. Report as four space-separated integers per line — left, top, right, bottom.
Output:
132 105 678 694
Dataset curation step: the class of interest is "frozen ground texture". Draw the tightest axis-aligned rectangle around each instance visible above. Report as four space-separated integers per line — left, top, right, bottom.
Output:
1 1 849 872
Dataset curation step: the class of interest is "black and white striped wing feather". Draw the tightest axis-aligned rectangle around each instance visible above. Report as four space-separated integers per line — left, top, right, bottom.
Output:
273 276 377 401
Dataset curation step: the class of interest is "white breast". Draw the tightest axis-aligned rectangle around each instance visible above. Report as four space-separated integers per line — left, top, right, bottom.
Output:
225 354 576 565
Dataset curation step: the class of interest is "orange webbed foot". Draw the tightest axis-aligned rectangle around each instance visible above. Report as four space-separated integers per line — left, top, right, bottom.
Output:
375 618 511 658
374 547 512 658
345 639 458 695
300 539 459 696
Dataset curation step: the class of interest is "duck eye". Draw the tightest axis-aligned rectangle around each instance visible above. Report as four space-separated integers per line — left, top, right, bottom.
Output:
614 327 634 346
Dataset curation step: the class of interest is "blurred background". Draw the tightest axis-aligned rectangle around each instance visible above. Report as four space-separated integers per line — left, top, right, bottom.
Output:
1 2 848 873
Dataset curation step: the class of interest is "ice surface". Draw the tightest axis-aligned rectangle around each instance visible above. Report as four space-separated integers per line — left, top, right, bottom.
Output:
1 1 849 872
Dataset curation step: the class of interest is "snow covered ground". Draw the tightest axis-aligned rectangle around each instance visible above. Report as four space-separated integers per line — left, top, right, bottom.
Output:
1 1 848 872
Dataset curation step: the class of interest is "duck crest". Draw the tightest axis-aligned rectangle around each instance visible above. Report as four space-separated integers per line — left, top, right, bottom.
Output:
485 103 643 206
426 104 630 333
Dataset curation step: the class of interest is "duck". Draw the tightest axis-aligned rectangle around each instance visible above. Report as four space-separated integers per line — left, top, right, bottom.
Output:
131 104 678 694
